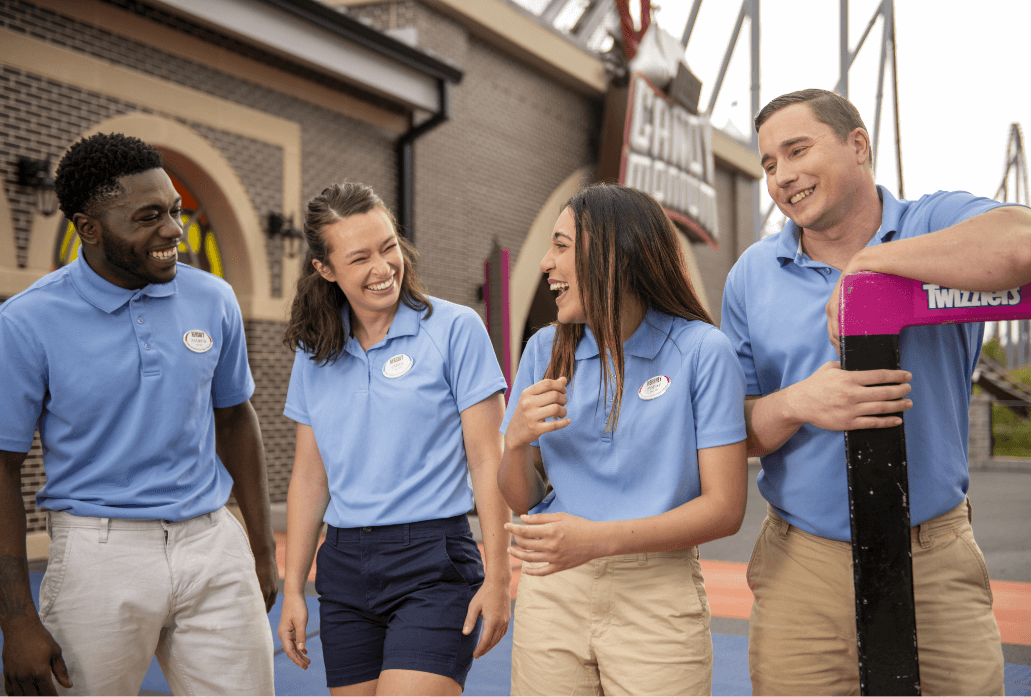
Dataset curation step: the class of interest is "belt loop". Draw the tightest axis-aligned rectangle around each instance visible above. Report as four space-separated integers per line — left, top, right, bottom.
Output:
777 520 790 539
403 524 410 546
98 517 110 543
918 521 932 549
966 497 973 524
638 552 647 566
46 511 52 537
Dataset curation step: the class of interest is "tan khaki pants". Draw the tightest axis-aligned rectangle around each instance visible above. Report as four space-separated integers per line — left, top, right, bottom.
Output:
747 501 1004 696
41 507 275 696
511 547 712 696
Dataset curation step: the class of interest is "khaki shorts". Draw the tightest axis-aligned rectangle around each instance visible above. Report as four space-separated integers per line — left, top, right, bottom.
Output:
41 507 275 696
747 500 1004 696
510 547 712 696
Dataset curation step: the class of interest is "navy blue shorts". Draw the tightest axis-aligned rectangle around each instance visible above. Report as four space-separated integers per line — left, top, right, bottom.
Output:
315 515 485 688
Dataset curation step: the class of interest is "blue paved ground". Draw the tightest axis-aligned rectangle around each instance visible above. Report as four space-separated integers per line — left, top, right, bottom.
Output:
2 573 1027 696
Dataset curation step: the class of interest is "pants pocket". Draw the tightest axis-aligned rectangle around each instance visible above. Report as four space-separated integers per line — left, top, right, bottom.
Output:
745 517 770 593
443 532 485 590
957 532 994 607
39 527 74 621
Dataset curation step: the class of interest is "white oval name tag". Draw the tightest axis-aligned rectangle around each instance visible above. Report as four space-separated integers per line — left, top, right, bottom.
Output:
183 330 213 353
638 375 671 401
382 354 414 379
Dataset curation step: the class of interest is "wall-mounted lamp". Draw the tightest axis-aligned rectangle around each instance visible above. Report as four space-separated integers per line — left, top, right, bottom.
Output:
17 157 59 217
267 212 304 259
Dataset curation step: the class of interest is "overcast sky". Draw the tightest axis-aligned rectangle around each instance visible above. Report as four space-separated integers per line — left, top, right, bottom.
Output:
649 0 1031 220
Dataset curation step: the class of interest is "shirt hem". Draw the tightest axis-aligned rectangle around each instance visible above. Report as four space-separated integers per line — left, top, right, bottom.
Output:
212 386 255 410
696 432 748 450
455 379 509 414
282 406 311 425
0 436 33 452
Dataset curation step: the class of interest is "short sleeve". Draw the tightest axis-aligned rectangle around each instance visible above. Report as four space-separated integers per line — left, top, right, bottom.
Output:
0 314 46 452
447 309 508 414
691 329 747 450
501 328 548 442
283 349 312 425
720 263 761 395
915 192 1015 239
211 287 255 408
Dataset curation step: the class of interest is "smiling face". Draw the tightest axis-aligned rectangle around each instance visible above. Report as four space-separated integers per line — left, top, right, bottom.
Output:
540 207 586 325
758 102 872 234
75 168 183 289
314 208 403 319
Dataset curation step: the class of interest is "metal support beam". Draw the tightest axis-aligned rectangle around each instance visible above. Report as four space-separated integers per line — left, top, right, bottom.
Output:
839 0 848 96
540 0 568 24
831 1 904 194
681 0 703 48
571 0 613 43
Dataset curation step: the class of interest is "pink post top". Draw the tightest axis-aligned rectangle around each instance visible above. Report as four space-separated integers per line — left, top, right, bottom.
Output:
839 272 1031 336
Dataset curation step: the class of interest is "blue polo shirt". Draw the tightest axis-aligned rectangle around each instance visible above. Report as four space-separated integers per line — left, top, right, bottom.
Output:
284 297 508 528
721 186 1013 541
0 257 253 521
501 309 746 522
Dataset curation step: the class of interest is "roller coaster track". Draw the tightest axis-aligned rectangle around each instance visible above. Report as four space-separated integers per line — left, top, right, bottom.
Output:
974 352 1031 416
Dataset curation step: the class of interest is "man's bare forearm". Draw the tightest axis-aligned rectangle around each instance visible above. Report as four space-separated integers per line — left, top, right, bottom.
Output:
0 451 33 629
744 392 802 458
214 401 275 555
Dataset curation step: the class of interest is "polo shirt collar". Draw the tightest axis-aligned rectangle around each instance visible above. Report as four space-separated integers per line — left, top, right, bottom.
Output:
385 300 422 339
871 185 902 244
573 308 673 361
775 185 900 267
69 256 177 314
341 299 422 355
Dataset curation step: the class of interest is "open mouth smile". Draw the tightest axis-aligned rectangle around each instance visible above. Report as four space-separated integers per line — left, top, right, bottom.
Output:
789 187 815 205
366 274 395 292
149 247 177 262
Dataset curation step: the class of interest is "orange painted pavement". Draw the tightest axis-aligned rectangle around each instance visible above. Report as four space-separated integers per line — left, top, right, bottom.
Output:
275 536 1030 646
991 579 1031 647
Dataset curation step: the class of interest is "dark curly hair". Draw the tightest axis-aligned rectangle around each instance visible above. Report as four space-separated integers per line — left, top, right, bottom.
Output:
54 133 163 220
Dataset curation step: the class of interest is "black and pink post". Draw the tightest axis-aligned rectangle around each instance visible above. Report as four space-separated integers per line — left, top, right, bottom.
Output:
838 272 1031 695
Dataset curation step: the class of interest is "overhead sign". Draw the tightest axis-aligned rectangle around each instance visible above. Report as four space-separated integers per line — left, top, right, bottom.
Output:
619 73 719 246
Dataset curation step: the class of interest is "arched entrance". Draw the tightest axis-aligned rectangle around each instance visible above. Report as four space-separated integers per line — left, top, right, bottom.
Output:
506 168 710 380
26 114 268 304
53 172 226 278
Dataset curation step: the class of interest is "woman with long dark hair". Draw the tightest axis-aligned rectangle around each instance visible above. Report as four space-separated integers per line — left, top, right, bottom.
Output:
499 184 748 695
277 182 511 696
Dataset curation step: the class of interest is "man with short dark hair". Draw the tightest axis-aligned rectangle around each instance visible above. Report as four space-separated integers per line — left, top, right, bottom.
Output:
0 133 276 695
721 88 1031 695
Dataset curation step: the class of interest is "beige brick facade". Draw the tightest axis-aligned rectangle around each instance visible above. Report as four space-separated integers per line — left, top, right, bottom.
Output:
1 0 597 533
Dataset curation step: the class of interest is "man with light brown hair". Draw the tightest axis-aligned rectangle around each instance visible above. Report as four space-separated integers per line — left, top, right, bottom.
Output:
721 88 1031 694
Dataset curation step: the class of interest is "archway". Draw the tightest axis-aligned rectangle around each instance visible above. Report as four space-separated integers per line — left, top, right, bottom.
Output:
26 113 269 303
506 168 710 379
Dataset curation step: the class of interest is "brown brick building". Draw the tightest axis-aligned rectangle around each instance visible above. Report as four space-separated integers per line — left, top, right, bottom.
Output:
0 0 763 552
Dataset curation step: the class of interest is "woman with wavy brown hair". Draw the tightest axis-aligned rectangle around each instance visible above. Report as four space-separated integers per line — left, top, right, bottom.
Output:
277 182 511 696
499 183 748 695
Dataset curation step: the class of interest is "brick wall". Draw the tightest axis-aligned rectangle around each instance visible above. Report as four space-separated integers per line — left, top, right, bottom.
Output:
3 0 598 531
346 2 598 317
244 319 296 502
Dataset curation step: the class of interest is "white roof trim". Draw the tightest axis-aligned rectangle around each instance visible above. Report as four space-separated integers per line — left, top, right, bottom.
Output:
150 0 440 112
